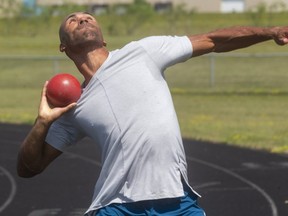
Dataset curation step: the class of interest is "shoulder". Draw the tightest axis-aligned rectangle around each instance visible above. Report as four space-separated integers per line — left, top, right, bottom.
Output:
120 36 189 49
138 35 189 45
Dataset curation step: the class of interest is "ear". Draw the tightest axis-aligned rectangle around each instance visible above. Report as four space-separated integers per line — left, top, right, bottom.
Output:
59 43 66 52
103 41 107 47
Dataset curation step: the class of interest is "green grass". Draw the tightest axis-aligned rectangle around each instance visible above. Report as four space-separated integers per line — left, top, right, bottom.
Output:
1 12 288 153
1 89 40 124
172 93 288 153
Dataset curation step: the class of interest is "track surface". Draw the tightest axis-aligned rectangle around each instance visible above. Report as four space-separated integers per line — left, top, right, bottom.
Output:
1 123 288 216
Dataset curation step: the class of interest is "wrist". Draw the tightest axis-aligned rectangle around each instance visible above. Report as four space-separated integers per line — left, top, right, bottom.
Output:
35 116 53 128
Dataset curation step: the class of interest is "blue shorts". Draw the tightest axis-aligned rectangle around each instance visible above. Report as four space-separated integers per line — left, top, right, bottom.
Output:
94 184 206 216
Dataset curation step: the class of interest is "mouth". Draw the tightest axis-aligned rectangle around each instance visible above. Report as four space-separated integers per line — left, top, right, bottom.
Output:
83 31 96 37
77 22 95 30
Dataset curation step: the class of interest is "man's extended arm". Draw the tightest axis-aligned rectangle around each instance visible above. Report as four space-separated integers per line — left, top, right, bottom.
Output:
189 26 288 57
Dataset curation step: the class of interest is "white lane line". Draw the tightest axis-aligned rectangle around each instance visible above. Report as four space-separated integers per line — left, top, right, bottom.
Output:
27 208 86 216
27 208 61 216
194 182 221 189
187 156 278 216
0 166 17 213
65 152 102 167
203 186 253 192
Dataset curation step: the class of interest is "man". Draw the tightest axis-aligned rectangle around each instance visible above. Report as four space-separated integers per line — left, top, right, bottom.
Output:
17 12 288 216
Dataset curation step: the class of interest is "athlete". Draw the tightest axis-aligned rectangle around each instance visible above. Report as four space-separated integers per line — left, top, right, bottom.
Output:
17 12 288 216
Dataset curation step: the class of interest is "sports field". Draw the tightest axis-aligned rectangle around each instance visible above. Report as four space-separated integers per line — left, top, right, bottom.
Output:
1 12 288 153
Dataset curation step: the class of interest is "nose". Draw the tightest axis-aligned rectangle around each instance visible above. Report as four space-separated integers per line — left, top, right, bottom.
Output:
79 17 88 25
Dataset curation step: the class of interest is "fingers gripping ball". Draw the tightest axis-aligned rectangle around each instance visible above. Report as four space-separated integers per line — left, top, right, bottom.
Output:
46 73 81 107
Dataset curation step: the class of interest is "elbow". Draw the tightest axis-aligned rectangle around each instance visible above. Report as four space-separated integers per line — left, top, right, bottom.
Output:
17 158 43 178
17 167 42 178
17 172 36 178
17 167 41 178
17 165 41 178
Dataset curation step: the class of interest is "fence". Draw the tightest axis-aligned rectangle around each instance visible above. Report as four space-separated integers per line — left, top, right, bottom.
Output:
166 52 288 93
1 53 288 93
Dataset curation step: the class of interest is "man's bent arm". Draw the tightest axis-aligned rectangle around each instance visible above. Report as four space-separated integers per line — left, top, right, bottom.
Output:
189 26 288 57
17 82 76 178
17 118 62 177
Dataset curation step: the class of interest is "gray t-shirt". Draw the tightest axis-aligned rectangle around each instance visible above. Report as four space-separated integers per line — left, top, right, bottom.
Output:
46 36 197 215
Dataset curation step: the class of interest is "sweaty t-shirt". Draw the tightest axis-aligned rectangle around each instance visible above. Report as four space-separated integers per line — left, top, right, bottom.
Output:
46 36 196 215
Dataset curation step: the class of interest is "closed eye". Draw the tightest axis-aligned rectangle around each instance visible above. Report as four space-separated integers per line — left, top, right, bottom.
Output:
86 16 95 22
68 18 76 24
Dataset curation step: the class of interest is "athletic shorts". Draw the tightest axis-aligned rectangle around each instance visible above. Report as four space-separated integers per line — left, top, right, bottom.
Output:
93 183 206 216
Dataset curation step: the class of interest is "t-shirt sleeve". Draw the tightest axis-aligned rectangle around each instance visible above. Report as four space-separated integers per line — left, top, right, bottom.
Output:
45 115 84 152
138 35 193 70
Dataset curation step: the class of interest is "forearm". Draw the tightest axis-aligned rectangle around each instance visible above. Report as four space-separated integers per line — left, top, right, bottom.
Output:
17 117 51 177
190 26 288 57
208 26 274 52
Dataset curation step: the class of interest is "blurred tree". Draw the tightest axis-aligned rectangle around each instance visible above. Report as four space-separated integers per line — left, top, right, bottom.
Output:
125 0 155 35
107 0 155 36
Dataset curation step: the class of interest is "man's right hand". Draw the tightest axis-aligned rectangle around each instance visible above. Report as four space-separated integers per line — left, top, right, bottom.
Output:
38 81 77 125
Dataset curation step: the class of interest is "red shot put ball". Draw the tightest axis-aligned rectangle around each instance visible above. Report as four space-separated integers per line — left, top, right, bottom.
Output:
46 73 81 107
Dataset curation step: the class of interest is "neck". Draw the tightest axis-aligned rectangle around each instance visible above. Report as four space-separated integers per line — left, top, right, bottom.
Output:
69 47 109 85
